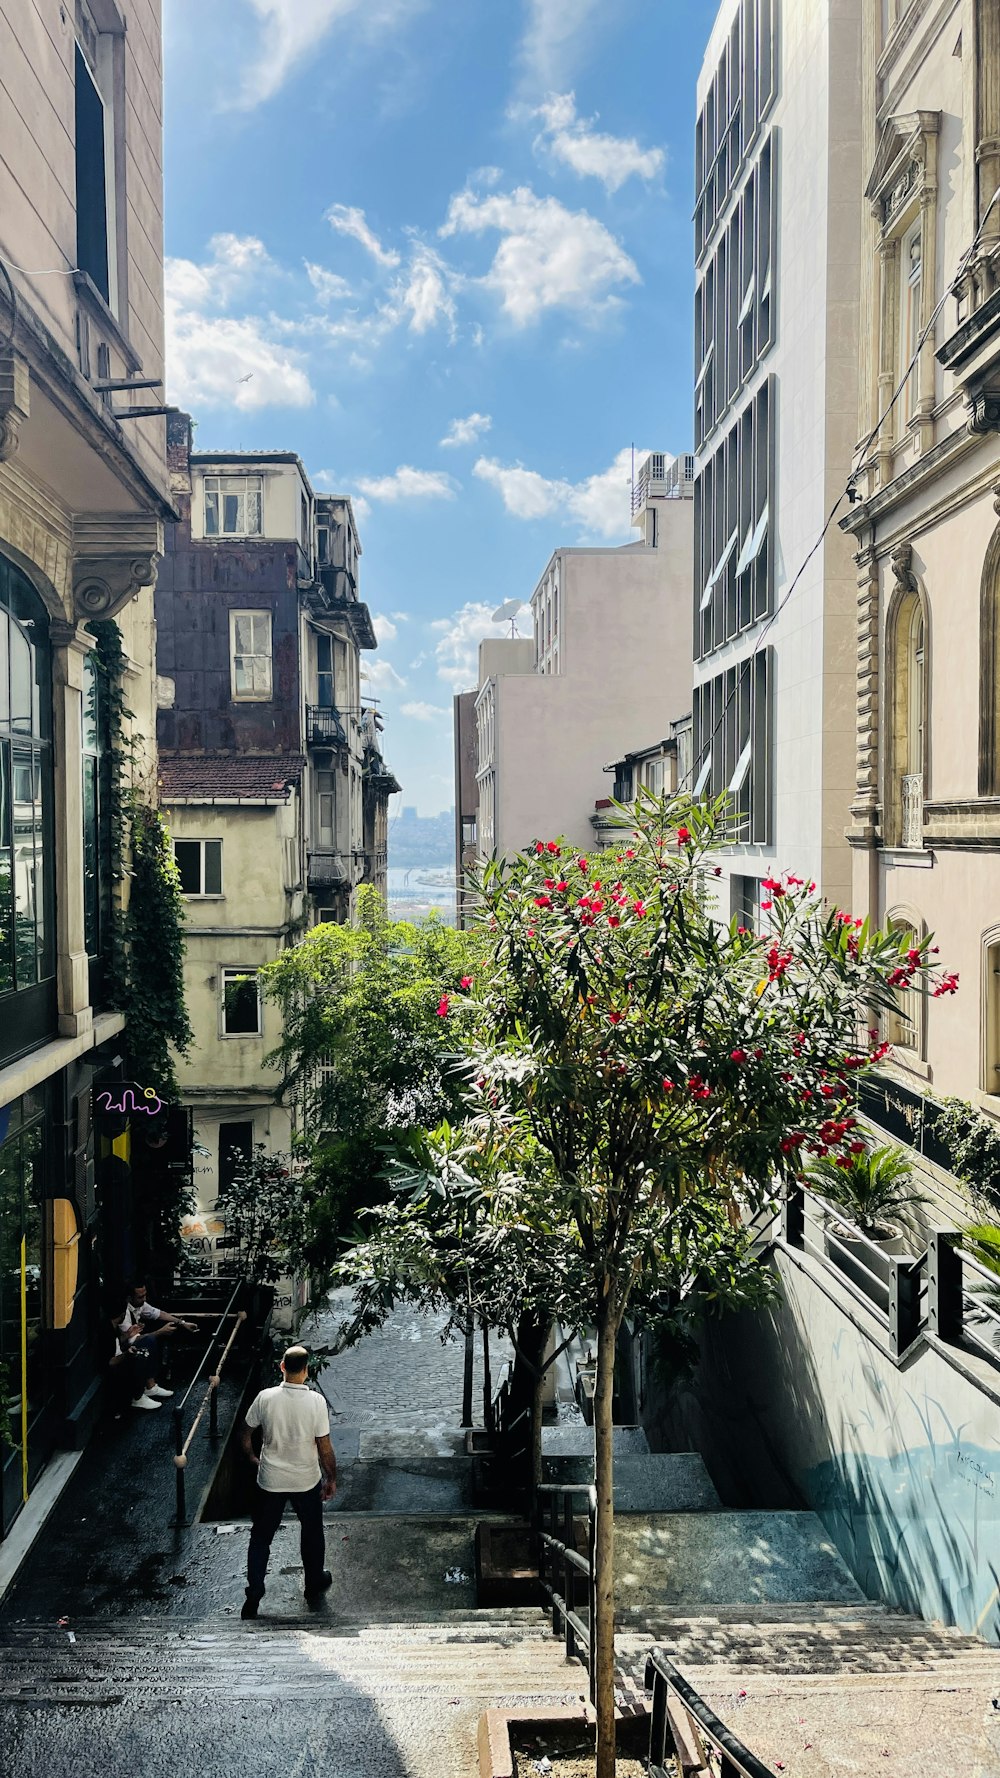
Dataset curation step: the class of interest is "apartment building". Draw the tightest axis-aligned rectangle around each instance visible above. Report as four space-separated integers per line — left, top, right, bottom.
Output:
472 454 694 860
839 0 1000 1110
156 418 398 1242
452 689 478 928
0 0 172 1534
692 0 863 923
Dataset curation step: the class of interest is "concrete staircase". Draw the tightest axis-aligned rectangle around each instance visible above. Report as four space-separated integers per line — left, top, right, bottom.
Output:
0 1612 584 1778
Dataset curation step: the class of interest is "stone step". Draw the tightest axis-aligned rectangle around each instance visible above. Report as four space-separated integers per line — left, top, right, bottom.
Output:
540 1424 650 1457
542 1451 721 1512
613 1511 865 1608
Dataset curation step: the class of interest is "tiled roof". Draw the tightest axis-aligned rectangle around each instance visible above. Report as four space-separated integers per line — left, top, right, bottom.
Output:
158 755 305 802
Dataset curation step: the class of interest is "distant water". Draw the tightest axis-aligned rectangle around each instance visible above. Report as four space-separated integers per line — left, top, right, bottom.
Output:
387 865 457 921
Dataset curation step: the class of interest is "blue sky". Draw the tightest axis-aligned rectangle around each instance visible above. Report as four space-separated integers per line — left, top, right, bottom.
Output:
162 0 718 814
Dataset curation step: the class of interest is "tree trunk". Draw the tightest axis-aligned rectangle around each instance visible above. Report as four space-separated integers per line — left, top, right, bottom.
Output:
461 1314 475 1428
593 1287 618 1778
482 1320 493 1433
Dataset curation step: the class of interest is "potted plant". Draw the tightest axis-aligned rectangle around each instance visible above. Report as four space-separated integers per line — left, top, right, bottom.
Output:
961 1223 1000 1351
808 1143 925 1310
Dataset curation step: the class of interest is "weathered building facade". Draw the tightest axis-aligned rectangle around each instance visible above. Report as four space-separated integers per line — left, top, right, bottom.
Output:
156 419 398 1239
841 1 1000 1110
0 0 171 1534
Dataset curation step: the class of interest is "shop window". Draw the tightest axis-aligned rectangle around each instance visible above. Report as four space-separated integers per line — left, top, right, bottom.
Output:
82 650 113 1004
0 1094 45 1530
221 968 261 1037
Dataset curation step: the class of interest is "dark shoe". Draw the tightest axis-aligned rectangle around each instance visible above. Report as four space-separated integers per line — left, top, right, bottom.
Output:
304 1570 332 1605
241 1593 262 1620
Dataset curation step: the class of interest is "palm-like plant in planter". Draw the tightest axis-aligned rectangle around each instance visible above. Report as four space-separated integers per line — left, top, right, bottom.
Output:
808 1142 925 1238
808 1143 925 1309
962 1224 1000 1344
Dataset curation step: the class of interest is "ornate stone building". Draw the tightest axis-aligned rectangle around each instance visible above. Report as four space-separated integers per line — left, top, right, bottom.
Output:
842 0 1000 1107
0 1 171 1536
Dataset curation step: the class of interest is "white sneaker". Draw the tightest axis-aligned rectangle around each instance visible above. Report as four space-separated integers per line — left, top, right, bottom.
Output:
147 1384 174 1399
132 1393 162 1411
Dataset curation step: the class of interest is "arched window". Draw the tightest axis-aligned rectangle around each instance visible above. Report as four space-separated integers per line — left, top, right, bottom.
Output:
887 585 926 848
0 555 55 1059
978 528 1000 796
885 910 925 1059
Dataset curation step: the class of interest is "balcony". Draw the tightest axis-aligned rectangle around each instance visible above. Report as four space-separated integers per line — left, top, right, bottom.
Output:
631 452 695 517
307 850 348 889
901 773 923 849
306 705 348 749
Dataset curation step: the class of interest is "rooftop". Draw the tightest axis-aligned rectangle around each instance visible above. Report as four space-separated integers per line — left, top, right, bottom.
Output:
158 754 305 803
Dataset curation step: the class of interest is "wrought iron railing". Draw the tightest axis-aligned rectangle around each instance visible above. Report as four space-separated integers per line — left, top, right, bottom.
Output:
305 704 348 748
900 772 923 847
307 849 348 888
646 1649 778 1778
536 1481 597 1704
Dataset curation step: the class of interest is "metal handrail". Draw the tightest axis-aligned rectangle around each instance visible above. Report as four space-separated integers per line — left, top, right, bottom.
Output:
171 1277 246 1525
646 1648 778 1778
535 1482 597 1704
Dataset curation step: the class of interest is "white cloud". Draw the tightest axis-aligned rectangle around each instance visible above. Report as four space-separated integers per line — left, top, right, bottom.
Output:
440 412 492 448
393 243 457 335
532 92 665 193
362 658 407 691
474 446 653 541
519 0 602 90
355 465 458 502
372 611 398 644
401 701 451 722
165 236 314 412
305 262 353 302
232 0 422 109
440 184 639 325
327 203 401 267
433 599 528 691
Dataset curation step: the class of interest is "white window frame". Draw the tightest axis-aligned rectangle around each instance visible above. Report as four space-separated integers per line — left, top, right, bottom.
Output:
701 527 738 610
735 504 769 577
173 837 223 899
204 475 264 539
220 967 262 1039
230 609 273 701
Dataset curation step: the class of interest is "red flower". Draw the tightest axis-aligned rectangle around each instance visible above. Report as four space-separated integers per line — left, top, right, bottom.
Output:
608 915 620 928
849 1140 866 1155
633 899 647 918
556 880 569 893
460 976 472 989
713 866 722 876
608 1012 624 1025
625 849 636 859
546 841 560 855
730 1049 748 1064
676 826 691 844
662 1078 674 1092
761 900 772 911
534 895 552 908
543 878 556 889
436 995 450 1018
535 842 544 855
577 857 589 873
590 899 605 914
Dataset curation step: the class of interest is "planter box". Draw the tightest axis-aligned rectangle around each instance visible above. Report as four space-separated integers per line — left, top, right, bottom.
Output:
826 1224 909 1315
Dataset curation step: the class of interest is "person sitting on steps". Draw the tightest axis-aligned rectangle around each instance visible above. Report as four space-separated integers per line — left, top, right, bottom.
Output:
110 1280 201 1412
239 1344 337 1618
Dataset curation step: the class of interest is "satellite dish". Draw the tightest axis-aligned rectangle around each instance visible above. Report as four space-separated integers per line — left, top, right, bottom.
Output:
491 599 524 623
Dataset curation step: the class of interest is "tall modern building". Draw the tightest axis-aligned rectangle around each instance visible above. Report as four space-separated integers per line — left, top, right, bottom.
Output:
155 418 398 1247
692 0 863 920
0 0 171 1537
472 453 694 859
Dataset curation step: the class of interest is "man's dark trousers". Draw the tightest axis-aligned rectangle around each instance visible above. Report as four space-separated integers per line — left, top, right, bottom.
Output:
247 1481 326 1600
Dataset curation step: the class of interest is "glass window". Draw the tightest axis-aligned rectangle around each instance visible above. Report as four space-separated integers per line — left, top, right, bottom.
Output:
74 43 110 304
204 476 263 538
174 839 223 897
0 1100 45 1524
316 633 334 709
0 559 54 1024
221 968 261 1037
230 610 272 700
900 227 922 426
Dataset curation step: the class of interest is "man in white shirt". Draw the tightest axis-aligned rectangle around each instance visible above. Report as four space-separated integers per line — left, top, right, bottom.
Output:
239 1345 337 1619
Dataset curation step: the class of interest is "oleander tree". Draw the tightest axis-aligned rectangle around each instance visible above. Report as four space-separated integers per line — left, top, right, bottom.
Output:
432 790 956 1778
